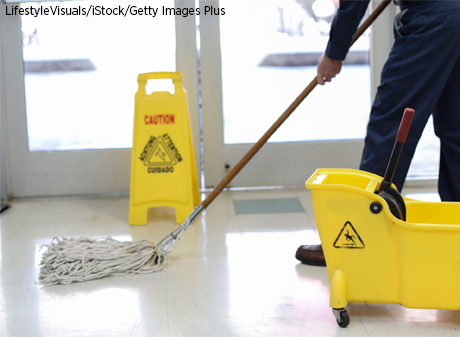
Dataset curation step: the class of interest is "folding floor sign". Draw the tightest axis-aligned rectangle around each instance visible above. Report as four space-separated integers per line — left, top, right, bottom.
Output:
129 72 199 225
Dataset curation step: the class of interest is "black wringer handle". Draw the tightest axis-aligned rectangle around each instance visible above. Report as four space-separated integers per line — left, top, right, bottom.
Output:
376 108 415 221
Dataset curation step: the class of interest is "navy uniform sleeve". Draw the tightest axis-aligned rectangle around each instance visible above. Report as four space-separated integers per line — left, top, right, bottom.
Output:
326 0 370 61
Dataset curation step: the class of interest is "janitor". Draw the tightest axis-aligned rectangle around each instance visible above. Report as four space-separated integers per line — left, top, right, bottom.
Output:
297 0 460 266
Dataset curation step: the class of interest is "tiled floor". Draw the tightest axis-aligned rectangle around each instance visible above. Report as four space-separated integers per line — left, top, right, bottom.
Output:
0 185 459 336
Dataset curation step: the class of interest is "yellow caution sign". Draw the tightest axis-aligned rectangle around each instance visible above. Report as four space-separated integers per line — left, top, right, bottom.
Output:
129 72 199 225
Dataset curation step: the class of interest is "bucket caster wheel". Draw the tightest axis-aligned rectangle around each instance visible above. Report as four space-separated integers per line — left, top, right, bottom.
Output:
333 308 349 328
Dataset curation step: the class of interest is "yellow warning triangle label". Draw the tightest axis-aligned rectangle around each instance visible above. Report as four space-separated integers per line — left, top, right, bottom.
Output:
145 136 177 166
333 221 365 249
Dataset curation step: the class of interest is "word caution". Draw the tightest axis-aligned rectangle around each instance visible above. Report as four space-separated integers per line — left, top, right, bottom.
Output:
144 114 175 125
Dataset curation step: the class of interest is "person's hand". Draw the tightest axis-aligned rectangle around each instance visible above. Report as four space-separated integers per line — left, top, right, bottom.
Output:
317 54 343 85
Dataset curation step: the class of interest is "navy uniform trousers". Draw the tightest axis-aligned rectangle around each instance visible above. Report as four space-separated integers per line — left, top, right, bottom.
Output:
358 1 460 201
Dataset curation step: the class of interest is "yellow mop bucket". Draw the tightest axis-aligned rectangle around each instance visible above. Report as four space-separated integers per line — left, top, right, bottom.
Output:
305 108 460 327
306 169 460 326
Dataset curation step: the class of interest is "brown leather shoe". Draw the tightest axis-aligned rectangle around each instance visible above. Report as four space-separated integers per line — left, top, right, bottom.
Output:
295 244 326 266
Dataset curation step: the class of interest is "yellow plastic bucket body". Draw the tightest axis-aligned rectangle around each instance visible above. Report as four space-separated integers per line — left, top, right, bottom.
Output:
129 72 199 225
306 169 460 310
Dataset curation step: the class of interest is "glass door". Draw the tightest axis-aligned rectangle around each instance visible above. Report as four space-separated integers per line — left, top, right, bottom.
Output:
200 0 439 188
1 0 200 197
200 0 372 188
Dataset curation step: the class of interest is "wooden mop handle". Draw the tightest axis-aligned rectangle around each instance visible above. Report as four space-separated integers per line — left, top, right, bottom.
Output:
200 0 392 210
351 0 391 45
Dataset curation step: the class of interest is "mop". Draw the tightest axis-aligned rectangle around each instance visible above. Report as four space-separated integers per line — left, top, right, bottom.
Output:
38 237 165 285
37 0 392 286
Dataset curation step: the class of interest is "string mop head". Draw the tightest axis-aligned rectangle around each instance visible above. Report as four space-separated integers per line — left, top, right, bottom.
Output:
37 237 165 286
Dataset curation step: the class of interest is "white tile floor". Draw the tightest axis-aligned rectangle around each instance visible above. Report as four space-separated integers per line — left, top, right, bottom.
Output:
0 186 459 337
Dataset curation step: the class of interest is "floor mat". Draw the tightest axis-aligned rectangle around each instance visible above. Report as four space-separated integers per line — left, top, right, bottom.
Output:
233 198 305 215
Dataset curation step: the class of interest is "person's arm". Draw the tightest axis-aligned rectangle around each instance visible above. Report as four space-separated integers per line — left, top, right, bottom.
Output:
317 0 370 85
